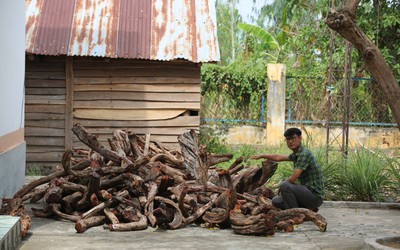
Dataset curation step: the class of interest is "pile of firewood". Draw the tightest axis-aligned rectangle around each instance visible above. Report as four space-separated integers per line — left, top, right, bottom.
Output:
1 124 327 237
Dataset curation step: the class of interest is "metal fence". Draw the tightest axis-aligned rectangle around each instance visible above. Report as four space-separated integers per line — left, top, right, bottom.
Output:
201 76 397 127
286 76 396 127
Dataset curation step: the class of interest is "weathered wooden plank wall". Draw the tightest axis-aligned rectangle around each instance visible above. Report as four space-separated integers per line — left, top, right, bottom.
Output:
25 56 201 169
72 57 201 149
25 56 66 168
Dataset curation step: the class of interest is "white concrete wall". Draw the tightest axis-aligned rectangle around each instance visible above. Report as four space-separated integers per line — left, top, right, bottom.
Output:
0 0 26 199
0 0 25 136
216 125 400 150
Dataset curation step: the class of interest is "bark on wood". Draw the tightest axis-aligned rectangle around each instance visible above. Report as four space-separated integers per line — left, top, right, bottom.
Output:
233 160 278 193
111 130 132 156
14 159 90 199
100 173 130 190
126 155 149 173
44 180 63 204
59 181 86 193
109 210 148 231
75 216 106 233
169 185 198 211
13 171 66 199
0 198 32 238
104 208 120 225
72 123 123 163
76 171 101 211
0 198 22 215
113 195 141 210
19 209 32 238
208 154 234 167
149 153 184 170
230 210 275 236
21 185 48 203
157 175 174 195
159 163 187 184
81 199 114 219
144 181 158 227
51 204 80 222
150 197 181 229
61 191 83 214
183 199 215 226
272 208 327 232
202 170 237 226
275 214 305 232
203 207 229 226
61 149 74 176
219 170 236 198
178 130 209 184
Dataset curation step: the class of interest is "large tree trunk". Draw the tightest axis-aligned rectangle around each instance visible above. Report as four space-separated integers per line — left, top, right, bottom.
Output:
326 0 400 129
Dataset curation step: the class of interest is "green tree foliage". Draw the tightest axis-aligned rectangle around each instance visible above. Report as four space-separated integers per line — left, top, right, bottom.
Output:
215 0 400 78
356 0 400 78
215 0 243 65
203 1 399 125
201 59 266 121
238 23 281 62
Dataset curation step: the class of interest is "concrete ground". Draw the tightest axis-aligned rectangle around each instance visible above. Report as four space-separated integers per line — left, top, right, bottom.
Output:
17 201 400 250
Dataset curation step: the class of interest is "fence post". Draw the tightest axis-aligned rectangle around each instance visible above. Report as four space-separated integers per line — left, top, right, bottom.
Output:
266 63 286 146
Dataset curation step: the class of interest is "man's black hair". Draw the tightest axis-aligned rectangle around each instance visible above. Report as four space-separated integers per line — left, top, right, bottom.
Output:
284 128 302 137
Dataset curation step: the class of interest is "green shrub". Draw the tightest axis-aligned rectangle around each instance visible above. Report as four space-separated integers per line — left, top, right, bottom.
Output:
236 144 260 162
337 149 391 202
199 126 229 155
311 148 342 201
382 155 400 201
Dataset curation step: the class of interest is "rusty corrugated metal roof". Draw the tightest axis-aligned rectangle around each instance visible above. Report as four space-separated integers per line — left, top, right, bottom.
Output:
25 0 220 62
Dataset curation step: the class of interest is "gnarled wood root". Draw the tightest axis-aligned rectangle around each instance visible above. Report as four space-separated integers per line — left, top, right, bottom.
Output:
109 210 148 231
272 208 327 232
230 209 275 236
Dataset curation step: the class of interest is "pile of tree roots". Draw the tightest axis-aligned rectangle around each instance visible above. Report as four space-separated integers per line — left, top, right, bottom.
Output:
1 124 327 237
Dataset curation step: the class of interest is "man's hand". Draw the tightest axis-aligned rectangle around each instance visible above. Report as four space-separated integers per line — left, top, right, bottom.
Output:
250 155 263 160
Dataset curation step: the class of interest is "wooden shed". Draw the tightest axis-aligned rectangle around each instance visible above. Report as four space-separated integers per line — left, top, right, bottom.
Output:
24 0 220 171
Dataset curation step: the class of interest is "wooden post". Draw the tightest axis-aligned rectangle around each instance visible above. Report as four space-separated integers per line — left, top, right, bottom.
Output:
266 64 286 146
65 56 74 150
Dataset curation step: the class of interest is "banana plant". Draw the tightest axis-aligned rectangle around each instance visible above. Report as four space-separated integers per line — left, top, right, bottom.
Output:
238 23 281 62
